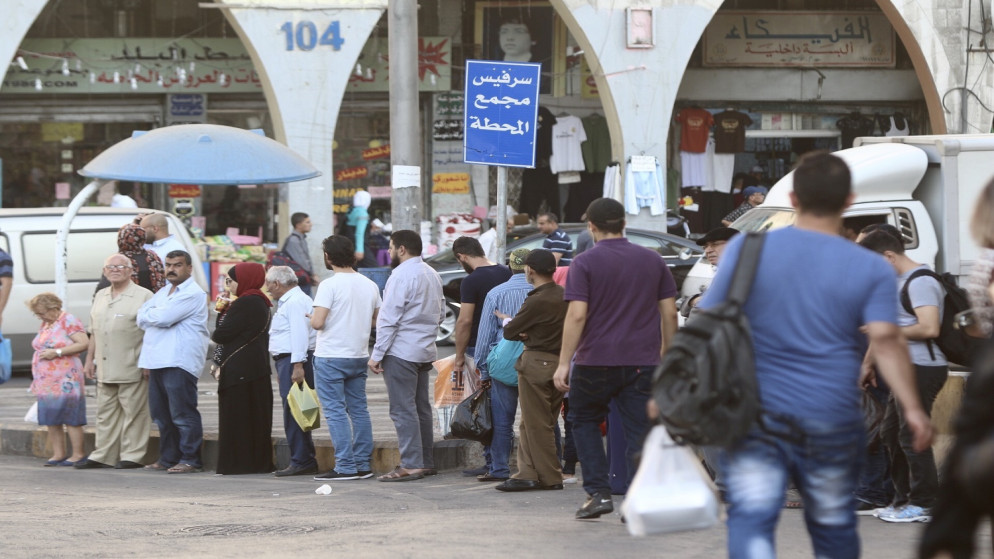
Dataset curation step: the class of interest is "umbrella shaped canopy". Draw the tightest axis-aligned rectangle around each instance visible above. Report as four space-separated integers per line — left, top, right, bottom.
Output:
78 124 320 184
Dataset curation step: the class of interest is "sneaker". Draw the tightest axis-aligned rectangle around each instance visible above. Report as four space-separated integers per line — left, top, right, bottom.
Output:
313 470 360 481
872 505 899 518
856 501 886 516
357 470 375 479
562 474 578 485
878 505 931 523
576 491 614 520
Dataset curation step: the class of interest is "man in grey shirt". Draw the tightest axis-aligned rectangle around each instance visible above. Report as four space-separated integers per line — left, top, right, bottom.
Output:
368 230 445 482
283 212 315 296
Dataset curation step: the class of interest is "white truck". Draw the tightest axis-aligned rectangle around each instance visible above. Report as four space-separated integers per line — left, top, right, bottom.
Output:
680 134 994 300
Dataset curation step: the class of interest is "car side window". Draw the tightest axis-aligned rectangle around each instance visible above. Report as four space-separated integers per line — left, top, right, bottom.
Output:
628 233 669 256
22 230 119 283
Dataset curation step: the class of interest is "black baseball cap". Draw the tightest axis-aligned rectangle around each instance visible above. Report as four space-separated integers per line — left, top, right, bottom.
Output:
524 249 556 275
585 198 624 225
696 227 739 247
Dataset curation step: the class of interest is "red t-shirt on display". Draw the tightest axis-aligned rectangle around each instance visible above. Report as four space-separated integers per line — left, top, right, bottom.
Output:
676 108 714 153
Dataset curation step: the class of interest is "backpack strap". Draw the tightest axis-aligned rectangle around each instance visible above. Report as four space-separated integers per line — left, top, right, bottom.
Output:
726 232 766 306
898 268 941 360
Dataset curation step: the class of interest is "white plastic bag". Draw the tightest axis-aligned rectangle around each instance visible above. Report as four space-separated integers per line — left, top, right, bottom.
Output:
24 402 38 424
622 425 720 536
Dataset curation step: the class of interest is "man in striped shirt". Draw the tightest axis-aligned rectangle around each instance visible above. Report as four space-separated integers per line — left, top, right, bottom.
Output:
538 213 572 267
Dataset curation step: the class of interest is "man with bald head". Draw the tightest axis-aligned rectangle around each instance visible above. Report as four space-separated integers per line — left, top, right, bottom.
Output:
77 254 154 469
140 213 186 262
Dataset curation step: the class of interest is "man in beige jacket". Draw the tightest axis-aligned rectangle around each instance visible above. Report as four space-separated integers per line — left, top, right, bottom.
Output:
77 253 154 469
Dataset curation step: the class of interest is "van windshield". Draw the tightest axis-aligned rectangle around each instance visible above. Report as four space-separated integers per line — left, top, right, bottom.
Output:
731 208 797 232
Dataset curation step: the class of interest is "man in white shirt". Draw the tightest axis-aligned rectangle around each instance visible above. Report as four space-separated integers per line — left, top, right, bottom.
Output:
140 213 187 262
137 250 209 474
110 181 139 208
368 230 446 482
310 235 382 481
265 265 319 477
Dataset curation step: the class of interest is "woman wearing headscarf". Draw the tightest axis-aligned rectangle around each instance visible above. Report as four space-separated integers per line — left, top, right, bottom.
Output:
94 223 166 295
210 263 274 475
344 190 378 268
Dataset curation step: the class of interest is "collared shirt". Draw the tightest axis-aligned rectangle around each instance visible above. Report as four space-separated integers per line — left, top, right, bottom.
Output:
283 231 314 274
543 228 573 266
137 276 209 377
91 281 153 383
474 273 532 378
269 285 315 363
372 256 445 363
144 234 187 262
504 282 568 354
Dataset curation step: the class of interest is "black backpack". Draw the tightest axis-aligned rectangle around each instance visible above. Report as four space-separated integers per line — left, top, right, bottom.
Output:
266 239 312 287
652 233 764 448
900 269 982 366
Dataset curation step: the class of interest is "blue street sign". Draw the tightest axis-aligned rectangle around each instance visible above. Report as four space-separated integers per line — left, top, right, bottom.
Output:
463 60 541 168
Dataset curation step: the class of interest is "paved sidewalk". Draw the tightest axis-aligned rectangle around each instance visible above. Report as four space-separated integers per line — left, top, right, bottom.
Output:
0 359 489 473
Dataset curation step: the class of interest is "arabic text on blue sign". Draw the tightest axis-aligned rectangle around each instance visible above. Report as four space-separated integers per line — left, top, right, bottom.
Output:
463 60 540 168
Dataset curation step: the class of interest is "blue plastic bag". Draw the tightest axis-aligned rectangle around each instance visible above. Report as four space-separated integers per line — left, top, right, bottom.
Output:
487 338 523 387
0 334 11 384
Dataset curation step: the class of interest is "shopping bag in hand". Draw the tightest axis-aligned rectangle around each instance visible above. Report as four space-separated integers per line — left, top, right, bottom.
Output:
621 425 719 536
447 387 493 445
287 382 321 432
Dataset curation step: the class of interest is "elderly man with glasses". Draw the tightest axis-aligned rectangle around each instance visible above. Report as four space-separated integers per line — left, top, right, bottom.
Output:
76 253 155 469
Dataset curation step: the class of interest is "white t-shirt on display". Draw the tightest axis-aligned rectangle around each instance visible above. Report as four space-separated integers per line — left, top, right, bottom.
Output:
549 115 587 174
312 272 382 358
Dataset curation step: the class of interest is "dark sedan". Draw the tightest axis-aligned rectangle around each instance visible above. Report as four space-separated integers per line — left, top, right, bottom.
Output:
426 225 702 344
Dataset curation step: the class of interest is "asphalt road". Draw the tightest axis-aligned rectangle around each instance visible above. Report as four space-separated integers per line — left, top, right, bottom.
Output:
1 454 987 559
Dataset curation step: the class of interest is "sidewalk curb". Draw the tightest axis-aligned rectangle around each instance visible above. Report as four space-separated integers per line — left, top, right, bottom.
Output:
0 423 486 473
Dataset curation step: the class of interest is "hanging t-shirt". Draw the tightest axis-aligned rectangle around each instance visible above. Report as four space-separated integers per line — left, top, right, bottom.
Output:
549 115 588 174
676 107 714 153
713 110 753 153
580 113 611 173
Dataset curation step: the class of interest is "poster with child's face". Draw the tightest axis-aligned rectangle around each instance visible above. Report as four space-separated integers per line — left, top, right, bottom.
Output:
476 2 556 94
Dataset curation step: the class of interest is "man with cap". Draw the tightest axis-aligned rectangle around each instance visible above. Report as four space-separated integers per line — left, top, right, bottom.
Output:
554 197 678 519
495 249 569 492
472 248 534 482
682 227 741 319
722 186 767 226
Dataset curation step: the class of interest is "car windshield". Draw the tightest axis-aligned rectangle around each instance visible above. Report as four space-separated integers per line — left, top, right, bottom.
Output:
731 208 797 232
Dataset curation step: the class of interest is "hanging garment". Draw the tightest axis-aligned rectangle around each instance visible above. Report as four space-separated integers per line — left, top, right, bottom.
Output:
549 115 588 174
712 153 735 194
676 108 714 153
603 163 622 203
680 150 708 188
713 110 752 153
624 157 665 216
884 115 909 137
581 114 612 173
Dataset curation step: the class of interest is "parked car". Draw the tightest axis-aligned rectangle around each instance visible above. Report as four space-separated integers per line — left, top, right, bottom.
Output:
426 225 702 344
0 207 207 371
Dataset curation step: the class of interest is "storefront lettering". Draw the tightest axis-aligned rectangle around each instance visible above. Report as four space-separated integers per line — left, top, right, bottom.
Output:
111 45 252 61
169 184 201 198
467 116 530 136
335 166 369 182
725 15 872 43
346 37 451 92
361 145 391 160
279 21 344 51
432 173 471 194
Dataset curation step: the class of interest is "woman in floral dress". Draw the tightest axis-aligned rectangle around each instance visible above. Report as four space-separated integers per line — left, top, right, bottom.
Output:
28 293 90 466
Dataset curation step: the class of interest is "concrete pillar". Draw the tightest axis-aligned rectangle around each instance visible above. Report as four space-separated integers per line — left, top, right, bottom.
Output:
219 0 386 279
0 1 50 94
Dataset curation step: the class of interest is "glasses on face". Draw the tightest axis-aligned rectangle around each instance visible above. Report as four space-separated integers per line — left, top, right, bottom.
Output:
104 264 132 271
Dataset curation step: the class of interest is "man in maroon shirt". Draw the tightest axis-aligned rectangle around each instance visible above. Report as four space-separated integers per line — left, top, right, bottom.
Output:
554 197 678 520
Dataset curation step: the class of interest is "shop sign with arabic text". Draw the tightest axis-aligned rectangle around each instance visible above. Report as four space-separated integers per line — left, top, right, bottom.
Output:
347 37 451 92
703 12 895 68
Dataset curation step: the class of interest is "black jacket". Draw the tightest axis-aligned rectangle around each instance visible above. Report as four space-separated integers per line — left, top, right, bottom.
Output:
211 295 272 389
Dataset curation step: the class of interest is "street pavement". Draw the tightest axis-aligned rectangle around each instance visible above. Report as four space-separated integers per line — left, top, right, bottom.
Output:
2 453 986 559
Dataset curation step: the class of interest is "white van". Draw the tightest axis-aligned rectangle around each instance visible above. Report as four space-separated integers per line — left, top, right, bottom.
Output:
0 207 207 371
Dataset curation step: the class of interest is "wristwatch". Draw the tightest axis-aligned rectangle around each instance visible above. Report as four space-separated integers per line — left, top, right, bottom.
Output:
56 349 62 358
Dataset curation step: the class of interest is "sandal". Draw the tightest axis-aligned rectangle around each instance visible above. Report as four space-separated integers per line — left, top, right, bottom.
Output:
378 467 425 482
144 462 170 471
167 463 203 474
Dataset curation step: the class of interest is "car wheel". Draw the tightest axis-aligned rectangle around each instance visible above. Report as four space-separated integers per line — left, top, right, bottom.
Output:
436 299 459 345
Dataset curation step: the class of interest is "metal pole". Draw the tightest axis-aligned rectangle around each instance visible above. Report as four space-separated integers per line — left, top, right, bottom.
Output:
496 166 508 263
388 0 422 233
55 179 106 301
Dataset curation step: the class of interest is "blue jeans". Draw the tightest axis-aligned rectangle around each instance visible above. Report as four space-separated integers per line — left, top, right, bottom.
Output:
567 365 653 496
722 414 864 559
489 379 519 478
275 353 317 469
314 356 373 474
147 367 203 467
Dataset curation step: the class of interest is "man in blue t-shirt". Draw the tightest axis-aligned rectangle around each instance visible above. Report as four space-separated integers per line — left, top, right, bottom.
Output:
554 197 678 520
538 212 572 266
697 152 933 558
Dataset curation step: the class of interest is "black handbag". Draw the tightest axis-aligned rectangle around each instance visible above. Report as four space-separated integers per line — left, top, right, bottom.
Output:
448 387 493 445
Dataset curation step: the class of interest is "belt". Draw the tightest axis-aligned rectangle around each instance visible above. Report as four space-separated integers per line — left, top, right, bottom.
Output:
272 353 291 361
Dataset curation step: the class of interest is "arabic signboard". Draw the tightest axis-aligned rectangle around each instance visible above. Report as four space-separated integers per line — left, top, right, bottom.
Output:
703 11 895 68
3 39 261 94
463 60 541 168
347 37 452 92
166 94 207 124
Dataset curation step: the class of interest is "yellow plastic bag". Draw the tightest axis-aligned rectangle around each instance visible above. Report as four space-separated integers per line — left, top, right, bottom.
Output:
287 382 321 432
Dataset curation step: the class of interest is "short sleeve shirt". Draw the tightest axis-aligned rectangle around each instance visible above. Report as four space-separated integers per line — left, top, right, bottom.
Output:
460 264 513 348
543 228 573 266
676 108 715 153
713 110 753 153
898 265 947 366
564 238 677 366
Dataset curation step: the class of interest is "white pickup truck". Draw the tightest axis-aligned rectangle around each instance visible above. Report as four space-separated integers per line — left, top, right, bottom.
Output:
680 134 994 300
